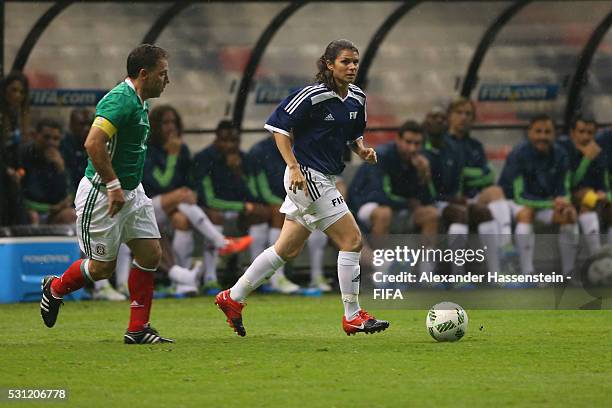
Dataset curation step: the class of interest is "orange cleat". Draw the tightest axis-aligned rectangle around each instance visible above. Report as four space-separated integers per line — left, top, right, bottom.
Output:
218 236 253 256
342 309 390 336
215 289 246 336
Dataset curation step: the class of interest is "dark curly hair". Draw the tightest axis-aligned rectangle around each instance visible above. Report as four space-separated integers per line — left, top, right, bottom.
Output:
148 105 183 147
1 71 31 145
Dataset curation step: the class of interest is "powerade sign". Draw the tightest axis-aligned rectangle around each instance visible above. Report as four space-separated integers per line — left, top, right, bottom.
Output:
30 89 108 107
478 84 559 102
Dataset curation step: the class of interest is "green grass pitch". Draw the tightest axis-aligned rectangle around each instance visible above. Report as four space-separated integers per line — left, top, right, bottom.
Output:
1 295 611 407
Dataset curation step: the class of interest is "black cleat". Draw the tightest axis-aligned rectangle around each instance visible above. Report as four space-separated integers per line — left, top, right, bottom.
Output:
124 324 175 344
342 310 390 336
40 275 63 328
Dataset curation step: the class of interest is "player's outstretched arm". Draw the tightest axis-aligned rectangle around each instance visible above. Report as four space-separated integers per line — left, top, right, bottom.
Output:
273 132 307 196
350 138 377 164
84 126 125 217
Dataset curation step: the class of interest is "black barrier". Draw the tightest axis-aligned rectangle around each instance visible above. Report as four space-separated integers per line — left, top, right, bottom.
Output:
460 0 530 97
564 10 612 131
10 2 74 73
232 2 306 129
355 1 422 90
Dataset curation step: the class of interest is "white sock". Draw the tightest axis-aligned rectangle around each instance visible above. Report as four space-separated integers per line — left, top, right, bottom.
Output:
478 220 501 273
515 222 534 275
177 203 226 248
203 225 222 283
249 223 270 262
338 251 361 319
230 246 286 302
308 230 328 281
168 265 198 285
267 227 287 284
448 223 468 275
115 244 132 287
173 229 194 268
578 212 601 256
559 224 579 277
94 279 110 290
488 199 512 246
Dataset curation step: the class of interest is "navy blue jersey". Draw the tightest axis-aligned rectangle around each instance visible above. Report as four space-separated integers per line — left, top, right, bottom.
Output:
264 83 367 175
59 133 88 192
498 141 570 208
192 144 259 211
596 128 612 174
247 137 285 205
18 143 70 210
374 142 436 207
424 143 462 201
347 163 386 212
556 135 609 193
142 143 192 197
444 132 494 198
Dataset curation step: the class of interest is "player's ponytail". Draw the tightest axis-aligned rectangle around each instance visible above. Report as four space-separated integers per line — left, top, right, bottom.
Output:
315 39 358 93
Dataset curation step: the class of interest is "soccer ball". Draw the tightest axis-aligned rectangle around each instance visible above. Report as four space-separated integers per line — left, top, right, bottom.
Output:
587 255 612 286
426 302 468 342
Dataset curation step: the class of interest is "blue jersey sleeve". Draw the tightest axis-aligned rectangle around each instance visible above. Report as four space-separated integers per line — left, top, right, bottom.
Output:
264 86 319 136
192 150 213 206
498 148 519 199
554 150 570 198
350 101 367 143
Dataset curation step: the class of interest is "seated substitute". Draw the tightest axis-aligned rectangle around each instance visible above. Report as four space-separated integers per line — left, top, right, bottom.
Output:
61 108 94 192
144 106 252 295
595 124 612 244
425 100 507 275
349 120 439 273
557 114 611 257
248 135 332 292
19 119 76 225
192 120 270 293
499 114 578 278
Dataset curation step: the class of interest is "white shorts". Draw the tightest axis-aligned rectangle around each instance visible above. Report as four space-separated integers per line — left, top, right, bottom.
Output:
509 201 554 224
152 195 169 226
75 177 160 261
280 165 349 232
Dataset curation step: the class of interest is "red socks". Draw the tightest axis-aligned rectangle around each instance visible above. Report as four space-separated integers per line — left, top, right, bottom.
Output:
51 258 155 332
128 266 155 332
50 259 88 297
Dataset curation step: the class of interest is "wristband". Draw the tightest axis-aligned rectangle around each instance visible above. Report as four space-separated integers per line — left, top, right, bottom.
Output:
106 179 122 192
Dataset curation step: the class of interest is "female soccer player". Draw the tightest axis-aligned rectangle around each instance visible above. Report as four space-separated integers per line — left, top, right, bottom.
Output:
216 39 389 336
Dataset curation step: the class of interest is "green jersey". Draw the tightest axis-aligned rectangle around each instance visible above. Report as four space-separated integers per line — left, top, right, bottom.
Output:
85 79 150 190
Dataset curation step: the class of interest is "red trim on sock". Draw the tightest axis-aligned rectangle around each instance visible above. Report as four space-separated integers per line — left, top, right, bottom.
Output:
128 266 155 332
51 259 85 297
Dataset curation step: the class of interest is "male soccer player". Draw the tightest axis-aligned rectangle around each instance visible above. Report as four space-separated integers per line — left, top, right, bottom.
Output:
557 115 610 256
352 120 438 236
426 99 506 276
192 120 270 294
349 120 439 276
499 114 578 277
19 119 76 225
40 44 173 344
